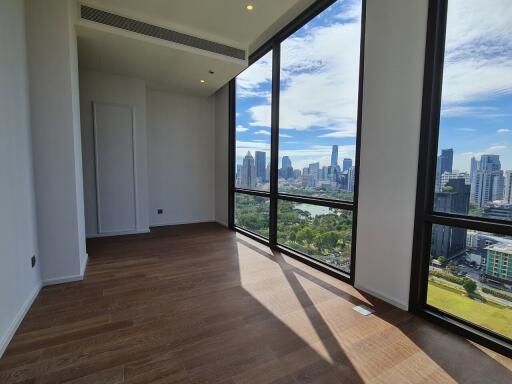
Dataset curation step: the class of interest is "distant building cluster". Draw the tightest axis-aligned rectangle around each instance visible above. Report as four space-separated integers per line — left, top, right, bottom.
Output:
434 149 511 214
432 148 512 285
235 145 356 194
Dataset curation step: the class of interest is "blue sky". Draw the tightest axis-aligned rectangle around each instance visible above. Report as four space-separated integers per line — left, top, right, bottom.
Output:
236 0 512 173
438 0 512 172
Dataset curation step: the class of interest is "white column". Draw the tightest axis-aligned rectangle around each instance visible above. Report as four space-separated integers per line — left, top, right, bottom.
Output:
26 0 87 284
354 0 429 309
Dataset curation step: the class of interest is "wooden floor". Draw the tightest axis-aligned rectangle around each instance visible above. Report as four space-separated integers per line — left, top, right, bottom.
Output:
1 223 511 383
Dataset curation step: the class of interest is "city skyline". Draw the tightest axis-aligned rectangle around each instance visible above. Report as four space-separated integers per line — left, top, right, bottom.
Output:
236 145 356 194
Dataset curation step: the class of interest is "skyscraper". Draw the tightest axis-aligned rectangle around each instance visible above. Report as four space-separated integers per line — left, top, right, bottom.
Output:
347 166 356 193
309 162 320 185
470 155 504 207
435 155 442 192
440 148 453 174
281 156 293 179
331 145 339 167
480 154 501 171
255 151 266 182
342 158 352 172
431 179 470 258
240 151 256 189
470 156 478 185
505 171 512 204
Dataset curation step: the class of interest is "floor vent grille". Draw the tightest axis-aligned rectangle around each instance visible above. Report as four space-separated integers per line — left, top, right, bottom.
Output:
80 5 246 60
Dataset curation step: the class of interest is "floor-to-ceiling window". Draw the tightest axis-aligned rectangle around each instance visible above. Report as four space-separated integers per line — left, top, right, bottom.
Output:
230 0 365 281
411 0 512 355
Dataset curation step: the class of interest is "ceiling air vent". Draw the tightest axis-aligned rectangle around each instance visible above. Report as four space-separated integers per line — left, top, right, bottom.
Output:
80 5 246 60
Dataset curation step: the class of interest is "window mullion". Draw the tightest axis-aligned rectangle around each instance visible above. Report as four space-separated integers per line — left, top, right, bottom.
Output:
269 42 281 246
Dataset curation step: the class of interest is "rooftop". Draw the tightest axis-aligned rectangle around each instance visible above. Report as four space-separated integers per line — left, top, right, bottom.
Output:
486 243 512 254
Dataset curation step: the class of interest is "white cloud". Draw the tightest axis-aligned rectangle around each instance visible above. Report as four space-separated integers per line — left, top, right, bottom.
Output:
236 52 272 99
279 133 292 138
235 140 270 158
254 130 271 136
236 125 249 132
245 0 361 136
441 105 499 117
487 145 507 152
441 0 512 114
497 128 510 133
456 127 476 132
319 128 357 138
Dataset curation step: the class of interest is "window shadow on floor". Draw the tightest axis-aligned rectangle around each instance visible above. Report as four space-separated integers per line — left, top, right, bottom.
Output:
236 232 512 383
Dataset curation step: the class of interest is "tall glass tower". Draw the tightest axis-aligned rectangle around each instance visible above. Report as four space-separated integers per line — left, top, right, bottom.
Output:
330 145 338 167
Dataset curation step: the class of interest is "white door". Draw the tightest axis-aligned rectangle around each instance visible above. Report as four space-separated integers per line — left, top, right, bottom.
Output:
93 102 137 234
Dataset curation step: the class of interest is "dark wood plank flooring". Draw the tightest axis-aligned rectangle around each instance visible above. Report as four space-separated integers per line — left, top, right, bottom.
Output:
1 223 511 383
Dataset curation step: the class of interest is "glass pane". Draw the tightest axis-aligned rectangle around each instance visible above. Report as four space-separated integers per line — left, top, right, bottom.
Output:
427 224 512 340
277 200 352 273
277 0 362 201
235 51 272 191
234 193 269 238
434 0 512 220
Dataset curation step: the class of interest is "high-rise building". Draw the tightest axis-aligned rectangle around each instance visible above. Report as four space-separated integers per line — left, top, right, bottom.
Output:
347 166 356 193
282 156 292 169
431 179 470 259
440 148 453 174
480 154 501 171
470 156 479 185
435 155 442 192
470 155 504 207
302 167 315 187
240 151 256 189
342 158 352 172
280 156 293 179
505 171 512 204
308 162 320 185
321 166 329 180
255 151 266 182
331 145 339 167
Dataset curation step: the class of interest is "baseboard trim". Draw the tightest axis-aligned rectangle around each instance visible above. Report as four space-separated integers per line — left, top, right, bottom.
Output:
0 283 41 357
80 253 89 276
215 220 228 228
354 283 409 311
43 274 84 286
86 229 150 238
43 263 88 286
149 219 214 227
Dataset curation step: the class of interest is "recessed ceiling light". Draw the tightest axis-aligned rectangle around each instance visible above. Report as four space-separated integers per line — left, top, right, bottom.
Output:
200 79 206 84
246 4 254 11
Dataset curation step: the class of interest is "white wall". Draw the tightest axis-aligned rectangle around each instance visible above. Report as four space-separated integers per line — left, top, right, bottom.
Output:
26 0 87 284
147 90 215 226
79 70 150 237
354 0 429 309
214 85 229 227
0 0 41 356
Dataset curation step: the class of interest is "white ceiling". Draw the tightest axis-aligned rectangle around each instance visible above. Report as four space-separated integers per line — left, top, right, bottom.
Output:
76 0 315 96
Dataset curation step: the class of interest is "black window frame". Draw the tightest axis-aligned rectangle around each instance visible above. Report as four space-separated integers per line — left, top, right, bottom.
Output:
410 0 512 358
229 0 366 284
